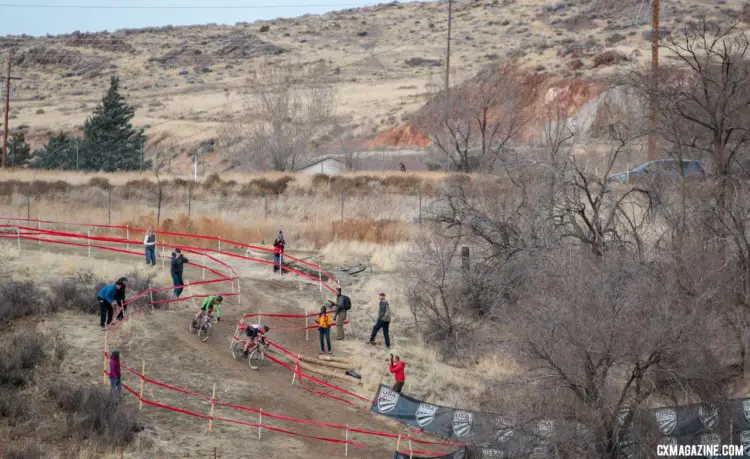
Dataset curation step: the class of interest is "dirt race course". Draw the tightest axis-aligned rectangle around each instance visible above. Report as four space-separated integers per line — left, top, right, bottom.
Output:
15 235 441 459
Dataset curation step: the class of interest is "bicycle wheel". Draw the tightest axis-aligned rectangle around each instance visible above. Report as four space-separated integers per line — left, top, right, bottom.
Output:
189 318 198 333
198 322 212 342
231 340 246 360
248 348 265 370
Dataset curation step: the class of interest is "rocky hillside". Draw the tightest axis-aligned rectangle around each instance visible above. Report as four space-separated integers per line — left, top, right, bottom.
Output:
1 0 746 172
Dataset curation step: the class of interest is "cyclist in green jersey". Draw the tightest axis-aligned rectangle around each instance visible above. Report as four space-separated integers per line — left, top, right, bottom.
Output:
194 295 223 323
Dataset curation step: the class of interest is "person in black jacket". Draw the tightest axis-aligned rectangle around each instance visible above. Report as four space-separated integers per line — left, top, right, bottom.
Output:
332 287 351 340
171 248 189 298
114 277 128 321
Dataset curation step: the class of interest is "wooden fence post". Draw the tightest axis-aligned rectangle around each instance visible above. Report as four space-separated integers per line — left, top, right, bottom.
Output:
188 282 197 309
208 383 216 431
258 409 263 440
345 424 350 456
218 236 221 252
305 309 309 341
126 226 129 252
37 219 41 245
15 226 20 250
139 360 146 410
148 283 154 312
103 332 109 385
396 434 402 452
87 229 91 258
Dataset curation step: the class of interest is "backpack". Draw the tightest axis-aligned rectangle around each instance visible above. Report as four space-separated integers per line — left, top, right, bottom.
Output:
343 295 352 311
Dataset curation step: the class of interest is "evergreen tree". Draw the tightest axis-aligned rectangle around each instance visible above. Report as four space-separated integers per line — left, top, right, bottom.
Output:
31 132 81 169
82 76 147 171
7 132 31 167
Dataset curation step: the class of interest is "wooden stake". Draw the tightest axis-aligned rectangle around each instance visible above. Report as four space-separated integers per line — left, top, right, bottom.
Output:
218 236 221 252
139 360 146 410
345 424 349 456
318 268 322 293
15 226 20 250
87 229 91 258
409 437 413 459
188 282 197 308
37 220 41 245
396 434 402 451
126 226 129 252
258 409 263 440
148 282 154 312
238 280 241 306
103 352 108 385
231 322 240 351
208 382 216 431
305 310 309 341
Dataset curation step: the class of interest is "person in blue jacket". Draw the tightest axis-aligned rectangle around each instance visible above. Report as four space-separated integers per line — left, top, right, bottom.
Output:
98 279 125 330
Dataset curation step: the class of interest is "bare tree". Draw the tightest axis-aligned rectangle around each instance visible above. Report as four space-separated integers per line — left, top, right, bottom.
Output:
335 120 375 171
230 61 337 171
151 150 169 226
414 63 530 172
655 17 750 177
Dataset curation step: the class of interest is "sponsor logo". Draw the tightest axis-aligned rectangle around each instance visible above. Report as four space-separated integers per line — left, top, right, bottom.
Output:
537 419 554 438
480 449 504 458
617 408 631 427
655 408 677 436
376 387 399 414
701 433 720 459
698 404 719 431
744 399 750 423
452 411 473 438
741 430 750 456
415 403 438 427
495 416 514 443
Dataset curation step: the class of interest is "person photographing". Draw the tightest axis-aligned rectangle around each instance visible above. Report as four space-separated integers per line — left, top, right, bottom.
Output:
388 354 406 393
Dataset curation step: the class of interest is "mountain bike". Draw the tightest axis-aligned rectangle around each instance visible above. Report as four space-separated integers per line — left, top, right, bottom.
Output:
231 336 266 370
189 311 214 342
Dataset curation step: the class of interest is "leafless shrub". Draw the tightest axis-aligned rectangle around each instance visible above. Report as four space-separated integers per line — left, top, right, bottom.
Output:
3 444 47 459
49 382 141 448
0 279 46 321
0 334 47 388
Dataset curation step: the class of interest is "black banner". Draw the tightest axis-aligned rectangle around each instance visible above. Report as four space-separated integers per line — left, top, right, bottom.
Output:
373 385 750 458
371 385 506 443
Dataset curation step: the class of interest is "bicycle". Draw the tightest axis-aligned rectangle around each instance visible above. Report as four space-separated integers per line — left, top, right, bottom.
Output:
231 336 266 370
189 311 214 342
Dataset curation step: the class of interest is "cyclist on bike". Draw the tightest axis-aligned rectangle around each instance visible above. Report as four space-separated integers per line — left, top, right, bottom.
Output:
243 323 270 355
194 295 223 324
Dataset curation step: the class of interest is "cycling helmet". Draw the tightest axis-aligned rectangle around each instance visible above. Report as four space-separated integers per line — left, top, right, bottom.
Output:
217 295 223 302
263 325 270 332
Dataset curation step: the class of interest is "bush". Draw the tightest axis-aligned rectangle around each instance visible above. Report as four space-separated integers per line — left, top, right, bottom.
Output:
88 177 111 190
0 279 46 321
46 271 102 314
0 389 32 425
202 173 223 189
3 444 47 459
0 334 47 388
239 176 295 196
50 383 141 448
120 268 169 310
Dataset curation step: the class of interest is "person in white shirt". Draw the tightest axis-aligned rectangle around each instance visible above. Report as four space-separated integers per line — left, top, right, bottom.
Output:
144 226 157 266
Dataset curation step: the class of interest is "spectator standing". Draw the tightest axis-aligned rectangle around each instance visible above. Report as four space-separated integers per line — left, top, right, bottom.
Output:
114 277 128 321
368 292 392 349
109 350 122 395
170 248 189 298
98 280 124 330
144 226 157 266
389 354 406 393
273 230 285 273
316 304 333 354
333 287 351 340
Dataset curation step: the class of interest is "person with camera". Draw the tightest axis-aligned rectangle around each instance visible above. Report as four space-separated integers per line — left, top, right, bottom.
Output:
388 354 406 393
332 287 351 340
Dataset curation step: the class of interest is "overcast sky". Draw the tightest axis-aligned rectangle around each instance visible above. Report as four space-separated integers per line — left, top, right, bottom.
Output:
1 0 423 36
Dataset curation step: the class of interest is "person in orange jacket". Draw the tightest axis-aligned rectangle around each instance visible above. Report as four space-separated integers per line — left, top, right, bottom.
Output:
389 354 406 393
316 304 333 354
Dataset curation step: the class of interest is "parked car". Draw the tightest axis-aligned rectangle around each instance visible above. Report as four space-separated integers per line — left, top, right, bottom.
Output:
606 159 707 184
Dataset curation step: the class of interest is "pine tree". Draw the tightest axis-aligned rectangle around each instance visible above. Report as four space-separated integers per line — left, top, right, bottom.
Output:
31 132 80 169
82 76 147 171
7 132 31 167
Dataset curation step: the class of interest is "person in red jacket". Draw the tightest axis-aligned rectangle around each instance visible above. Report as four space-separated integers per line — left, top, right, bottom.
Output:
389 354 406 393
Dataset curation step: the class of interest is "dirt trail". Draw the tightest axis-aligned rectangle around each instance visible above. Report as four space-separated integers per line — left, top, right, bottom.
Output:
18 238 430 458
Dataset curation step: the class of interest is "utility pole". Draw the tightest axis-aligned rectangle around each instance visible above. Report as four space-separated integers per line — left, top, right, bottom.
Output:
647 0 660 161
2 52 21 169
445 0 452 94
